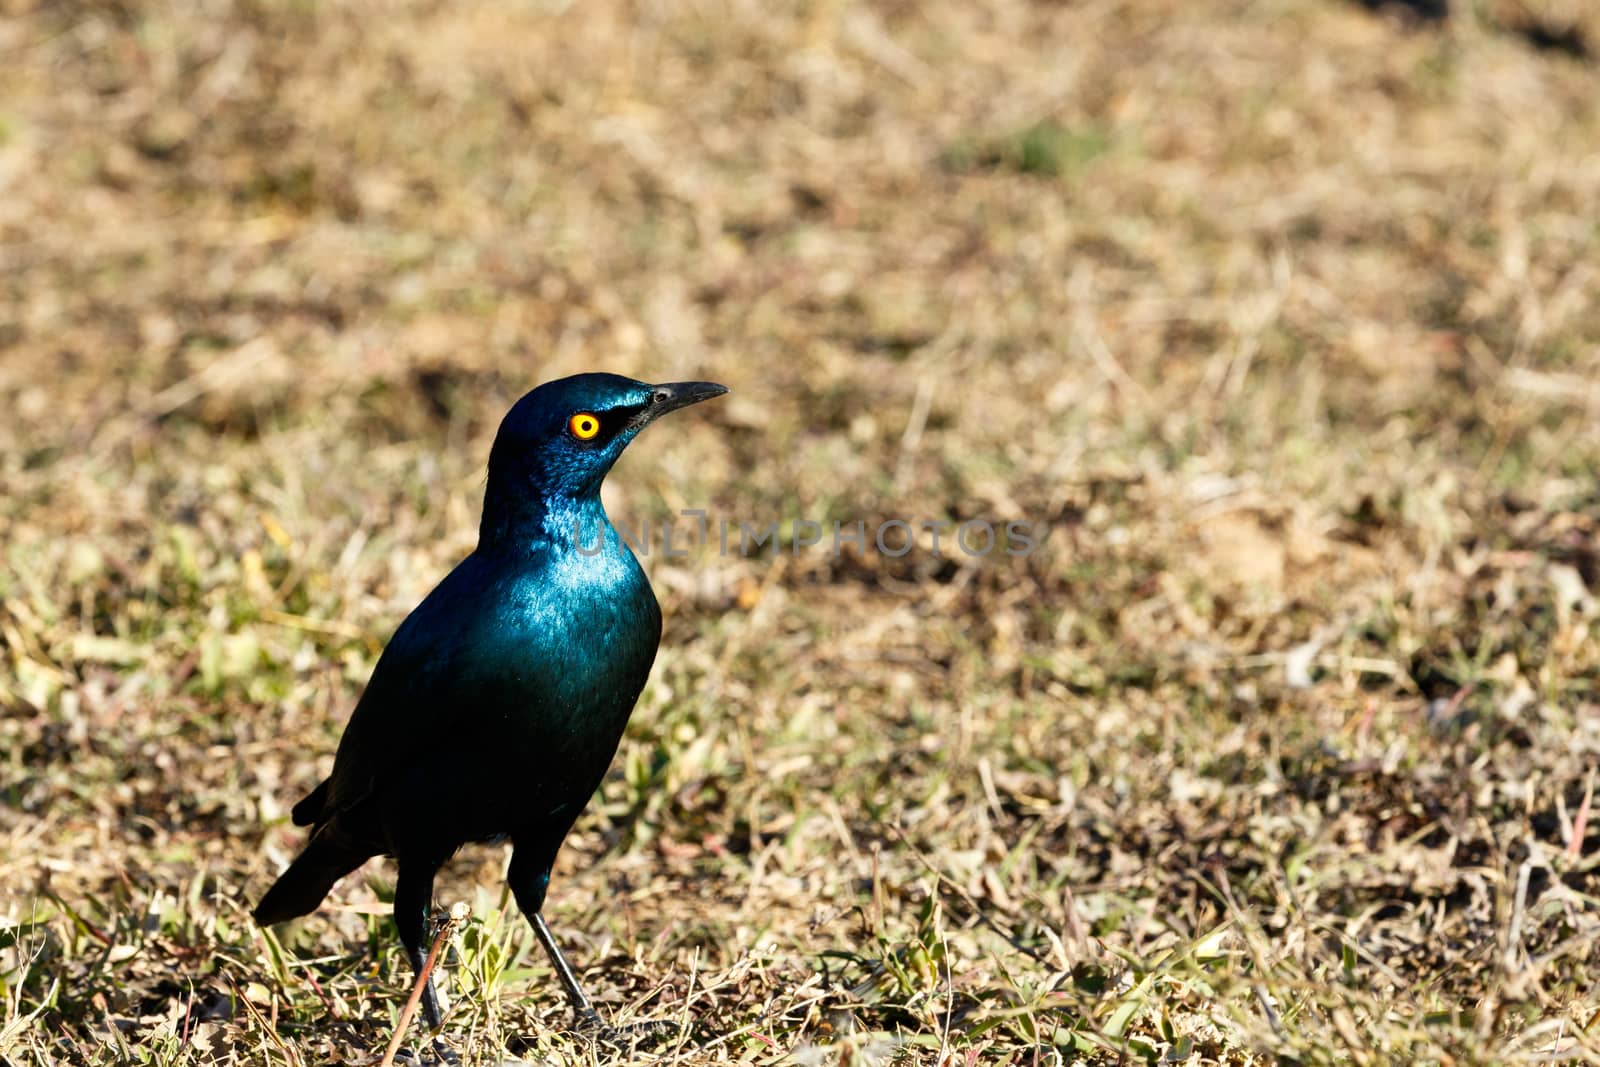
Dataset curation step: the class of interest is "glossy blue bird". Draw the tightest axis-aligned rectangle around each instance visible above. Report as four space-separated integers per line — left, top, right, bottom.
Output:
254 373 728 1036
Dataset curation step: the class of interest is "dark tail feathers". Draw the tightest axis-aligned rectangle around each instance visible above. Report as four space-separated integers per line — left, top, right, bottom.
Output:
290 778 331 827
253 827 369 925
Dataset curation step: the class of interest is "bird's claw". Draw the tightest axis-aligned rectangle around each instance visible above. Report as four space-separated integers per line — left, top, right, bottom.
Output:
385 1038 459 1067
574 1009 680 1046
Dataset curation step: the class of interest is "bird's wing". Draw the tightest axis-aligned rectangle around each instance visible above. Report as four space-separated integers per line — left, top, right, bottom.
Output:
311 553 501 827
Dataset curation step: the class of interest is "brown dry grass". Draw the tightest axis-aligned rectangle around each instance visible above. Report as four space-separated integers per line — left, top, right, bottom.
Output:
3 1 1599 1064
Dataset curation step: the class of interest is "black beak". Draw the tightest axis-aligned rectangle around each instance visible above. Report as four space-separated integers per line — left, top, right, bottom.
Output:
637 380 729 425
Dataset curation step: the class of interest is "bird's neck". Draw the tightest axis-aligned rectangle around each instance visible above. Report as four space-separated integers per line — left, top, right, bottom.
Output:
479 485 615 558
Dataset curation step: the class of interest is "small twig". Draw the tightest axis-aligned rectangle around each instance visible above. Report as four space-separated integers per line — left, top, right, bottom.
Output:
40 888 113 947
378 901 469 1067
1074 316 1151 404
673 946 700 1052
937 928 955 1065
225 973 300 1067
303 972 340 1020
870 843 884 937
179 980 195 1049
893 374 936 490
1503 851 1535 978
1213 867 1286 1041
694 985 834 1055
1442 682 1476 721
886 823 1053 967
1061 886 1088 957
1569 767 1595 863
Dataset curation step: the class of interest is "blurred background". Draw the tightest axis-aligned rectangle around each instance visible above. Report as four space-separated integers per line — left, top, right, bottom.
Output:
2 1 1599 1063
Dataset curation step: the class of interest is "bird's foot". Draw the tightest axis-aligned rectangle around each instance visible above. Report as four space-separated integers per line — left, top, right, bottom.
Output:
574 1008 681 1047
384 1037 460 1067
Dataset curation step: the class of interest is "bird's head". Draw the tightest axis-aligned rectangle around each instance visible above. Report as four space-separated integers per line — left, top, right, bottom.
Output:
483 373 727 535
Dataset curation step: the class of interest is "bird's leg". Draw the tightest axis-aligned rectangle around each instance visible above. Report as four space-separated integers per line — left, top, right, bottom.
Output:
393 859 445 1030
530 911 604 1031
530 914 680 1044
509 844 678 1044
507 849 600 1029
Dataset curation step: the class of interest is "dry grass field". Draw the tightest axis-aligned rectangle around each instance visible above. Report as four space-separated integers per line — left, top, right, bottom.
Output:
4 0 1600 1063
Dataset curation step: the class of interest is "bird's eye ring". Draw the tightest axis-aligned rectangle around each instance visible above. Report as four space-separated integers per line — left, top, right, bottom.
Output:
568 412 601 440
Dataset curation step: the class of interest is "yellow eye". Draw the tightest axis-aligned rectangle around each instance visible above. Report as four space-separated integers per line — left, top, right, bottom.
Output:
568 412 601 440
